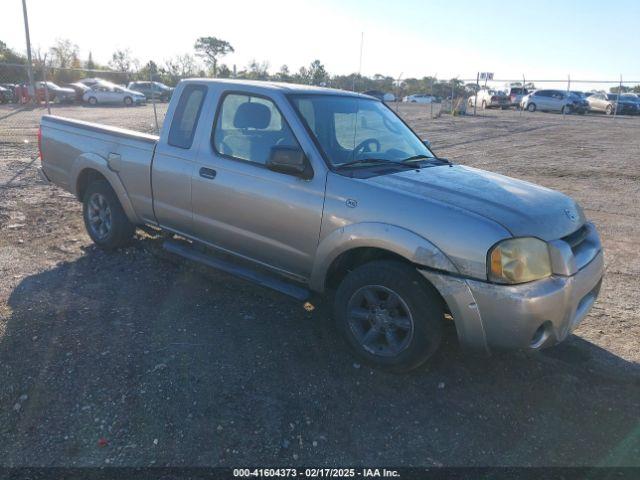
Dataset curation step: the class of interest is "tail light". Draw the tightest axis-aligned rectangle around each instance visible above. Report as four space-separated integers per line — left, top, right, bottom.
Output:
37 126 43 162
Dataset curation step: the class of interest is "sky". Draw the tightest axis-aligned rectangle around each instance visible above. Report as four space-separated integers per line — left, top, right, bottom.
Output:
2 0 640 89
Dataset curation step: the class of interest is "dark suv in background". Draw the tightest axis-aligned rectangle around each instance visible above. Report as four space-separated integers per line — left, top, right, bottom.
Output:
127 81 174 102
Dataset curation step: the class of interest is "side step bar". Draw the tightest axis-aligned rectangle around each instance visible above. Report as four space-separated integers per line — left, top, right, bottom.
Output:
163 240 311 302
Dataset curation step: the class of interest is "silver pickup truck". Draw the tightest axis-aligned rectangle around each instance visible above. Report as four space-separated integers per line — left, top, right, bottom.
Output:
39 79 604 371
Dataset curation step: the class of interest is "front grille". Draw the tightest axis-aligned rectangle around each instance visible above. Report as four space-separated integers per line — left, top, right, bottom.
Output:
563 224 589 250
562 223 600 270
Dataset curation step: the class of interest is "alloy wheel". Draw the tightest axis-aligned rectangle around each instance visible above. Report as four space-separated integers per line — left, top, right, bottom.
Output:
346 285 415 357
87 192 112 240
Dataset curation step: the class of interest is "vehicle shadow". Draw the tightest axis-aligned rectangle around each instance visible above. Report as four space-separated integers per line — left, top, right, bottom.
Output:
1 238 639 467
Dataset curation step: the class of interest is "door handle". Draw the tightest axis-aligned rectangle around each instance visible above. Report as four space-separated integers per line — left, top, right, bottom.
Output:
199 167 217 179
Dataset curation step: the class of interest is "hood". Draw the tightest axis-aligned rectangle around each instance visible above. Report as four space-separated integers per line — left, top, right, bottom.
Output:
367 165 585 240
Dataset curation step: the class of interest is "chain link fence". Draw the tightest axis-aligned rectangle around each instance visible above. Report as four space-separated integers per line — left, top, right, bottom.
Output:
0 63 170 145
2 62 639 147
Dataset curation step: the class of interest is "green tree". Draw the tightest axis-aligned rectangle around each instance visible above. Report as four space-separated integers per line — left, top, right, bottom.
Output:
109 49 135 73
0 41 27 83
165 54 198 83
194 36 234 76
308 59 328 86
244 60 269 80
610 85 632 94
217 64 232 78
275 64 291 83
49 38 79 69
86 51 95 70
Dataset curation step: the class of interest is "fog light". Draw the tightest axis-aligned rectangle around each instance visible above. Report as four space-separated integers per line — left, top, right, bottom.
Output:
530 322 551 349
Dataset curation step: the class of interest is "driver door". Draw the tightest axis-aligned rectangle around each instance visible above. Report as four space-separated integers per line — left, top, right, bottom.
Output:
191 91 326 279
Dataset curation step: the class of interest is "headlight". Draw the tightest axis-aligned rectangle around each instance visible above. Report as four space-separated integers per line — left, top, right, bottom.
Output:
488 237 551 284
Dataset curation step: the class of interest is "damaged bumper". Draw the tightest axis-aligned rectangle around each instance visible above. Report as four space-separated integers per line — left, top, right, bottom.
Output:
419 249 604 354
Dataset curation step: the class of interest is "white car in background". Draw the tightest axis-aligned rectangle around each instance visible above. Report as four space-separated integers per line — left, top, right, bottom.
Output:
468 89 510 109
83 83 146 106
403 94 437 104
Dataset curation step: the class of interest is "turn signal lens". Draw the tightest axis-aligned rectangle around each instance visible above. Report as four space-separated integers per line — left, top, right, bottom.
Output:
488 237 551 284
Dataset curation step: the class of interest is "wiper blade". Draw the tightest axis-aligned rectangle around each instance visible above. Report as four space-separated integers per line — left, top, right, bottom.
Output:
336 158 419 170
402 154 434 163
403 154 452 165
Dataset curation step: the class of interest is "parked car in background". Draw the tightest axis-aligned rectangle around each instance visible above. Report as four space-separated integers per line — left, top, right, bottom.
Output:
570 91 588 99
403 94 436 104
520 89 581 113
0 84 17 103
127 81 174 102
507 86 530 108
363 90 396 102
0 85 14 104
620 93 640 114
64 82 92 102
35 81 76 103
468 89 509 109
78 78 121 88
83 83 146 106
567 92 589 114
39 78 604 371
586 92 639 115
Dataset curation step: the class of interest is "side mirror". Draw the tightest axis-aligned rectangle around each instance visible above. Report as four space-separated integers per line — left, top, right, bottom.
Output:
267 146 312 179
423 139 432 149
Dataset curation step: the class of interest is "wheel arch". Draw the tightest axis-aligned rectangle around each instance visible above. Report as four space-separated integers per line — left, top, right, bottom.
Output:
71 154 140 224
310 223 459 294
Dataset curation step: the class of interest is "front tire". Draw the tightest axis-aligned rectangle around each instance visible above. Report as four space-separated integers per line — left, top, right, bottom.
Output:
87 96 98 106
605 104 614 115
123 96 133 106
527 103 536 112
83 179 135 250
334 260 444 372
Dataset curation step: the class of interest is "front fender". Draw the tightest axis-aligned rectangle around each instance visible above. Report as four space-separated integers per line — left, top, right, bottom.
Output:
70 153 140 224
309 222 459 292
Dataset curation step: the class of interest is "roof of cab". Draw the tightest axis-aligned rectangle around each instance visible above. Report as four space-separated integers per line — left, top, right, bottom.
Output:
179 78 375 99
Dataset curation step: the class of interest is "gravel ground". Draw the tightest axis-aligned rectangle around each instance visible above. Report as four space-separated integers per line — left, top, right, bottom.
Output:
0 103 639 467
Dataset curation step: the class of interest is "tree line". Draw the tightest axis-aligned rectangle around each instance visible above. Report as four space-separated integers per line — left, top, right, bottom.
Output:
2 37 639 97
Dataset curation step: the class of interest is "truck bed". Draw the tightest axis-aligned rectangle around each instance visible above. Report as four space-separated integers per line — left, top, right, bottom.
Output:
40 115 159 224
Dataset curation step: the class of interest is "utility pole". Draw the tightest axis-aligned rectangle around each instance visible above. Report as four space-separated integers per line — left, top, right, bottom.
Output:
22 0 35 101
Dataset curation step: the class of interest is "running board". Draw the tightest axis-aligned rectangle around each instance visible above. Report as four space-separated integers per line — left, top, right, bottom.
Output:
163 240 310 302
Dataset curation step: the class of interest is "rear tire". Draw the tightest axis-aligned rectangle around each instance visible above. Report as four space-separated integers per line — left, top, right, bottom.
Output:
123 96 133 106
83 179 135 250
87 96 97 106
527 103 536 112
334 260 444 372
605 104 614 115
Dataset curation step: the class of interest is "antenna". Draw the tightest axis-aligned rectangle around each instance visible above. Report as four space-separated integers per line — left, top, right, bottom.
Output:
395 72 403 112
353 32 364 92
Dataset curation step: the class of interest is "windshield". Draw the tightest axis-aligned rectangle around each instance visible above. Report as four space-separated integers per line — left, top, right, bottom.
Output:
289 95 434 167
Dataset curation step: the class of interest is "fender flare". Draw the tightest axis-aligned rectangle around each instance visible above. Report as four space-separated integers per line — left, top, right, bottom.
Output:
309 222 459 292
70 153 140 224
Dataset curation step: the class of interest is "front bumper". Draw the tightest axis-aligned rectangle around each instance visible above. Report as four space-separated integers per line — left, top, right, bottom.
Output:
419 248 604 354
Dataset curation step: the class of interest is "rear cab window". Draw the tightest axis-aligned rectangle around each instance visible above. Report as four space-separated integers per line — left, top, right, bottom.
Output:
168 84 207 149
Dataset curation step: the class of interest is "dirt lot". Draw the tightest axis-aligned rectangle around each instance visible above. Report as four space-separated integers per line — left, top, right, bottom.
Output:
0 103 639 467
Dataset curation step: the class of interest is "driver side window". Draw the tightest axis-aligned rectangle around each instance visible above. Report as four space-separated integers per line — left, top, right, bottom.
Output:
213 93 300 166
